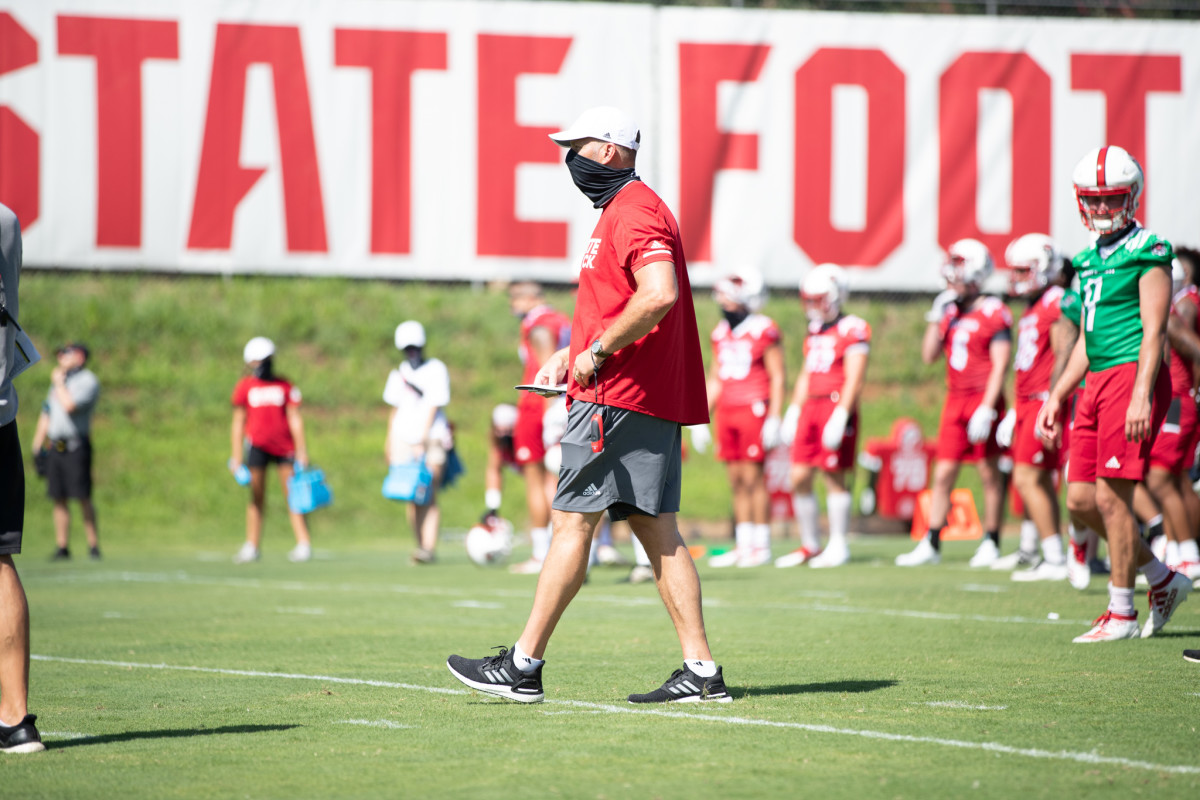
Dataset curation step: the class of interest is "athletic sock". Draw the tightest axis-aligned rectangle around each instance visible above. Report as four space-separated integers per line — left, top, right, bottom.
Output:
986 529 1000 547
792 494 821 552
1068 522 1089 545
826 491 852 549
632 535 651 567
530 527 551 562
753 523 771 554
928 526 944 551
1180 538 1200 563
512 642 544 675
1108 584 1135 617
1140 557 1171 587
1019 520 1039 554
1143 514 1164 542
685 659 717 678
1041 533 1065 565
1165 539 1181 567
734 521 753 555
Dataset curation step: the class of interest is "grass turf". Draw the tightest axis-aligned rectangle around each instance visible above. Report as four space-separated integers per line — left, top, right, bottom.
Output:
5 536 1198 798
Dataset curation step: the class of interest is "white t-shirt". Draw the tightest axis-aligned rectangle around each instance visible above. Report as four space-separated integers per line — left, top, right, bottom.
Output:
383 358 452 452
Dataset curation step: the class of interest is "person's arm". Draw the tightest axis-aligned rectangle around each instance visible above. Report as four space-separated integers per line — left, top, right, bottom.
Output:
1127 266 1171 441
1048 316 1080 391
837 348 868 415
1166 300 1200 367
51 367 77 413
572 260 677 387
921 321 944 365
764 340 786 420
286 405 308 467
981 335 1011 412
230 407 246 467
31 408 48 452
1038 328 1090 444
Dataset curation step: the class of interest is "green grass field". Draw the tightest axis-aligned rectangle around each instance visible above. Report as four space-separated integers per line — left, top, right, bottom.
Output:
6 538 1199 798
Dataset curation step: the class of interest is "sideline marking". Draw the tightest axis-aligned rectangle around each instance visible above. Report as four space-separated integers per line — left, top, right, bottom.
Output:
960 584 1006 594
33 571 1084 628
918 701 1008 711
31 654 1200 775
336 719 416 729
452 601 503 610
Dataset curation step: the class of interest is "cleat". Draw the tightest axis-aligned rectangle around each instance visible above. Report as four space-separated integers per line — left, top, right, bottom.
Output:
595 544 631 567
627 565 655 584
1074 611 1140 643
1174 560 1200 580
50 547 70 562
628 664 732 704
1184 650 1200 663
990 549 1039 571
807 544 850 569
287 543 312 563
232 542 260 564
508 557 542 575
968 538 1000 568
1011 560 1068 582
410 548 436 565
895 537 940 566
774 547 820 568
0 715 45 754
446 646 544 703
88 546 102 561
1142 571 1192 638
736 547 771 568
708 549 740 569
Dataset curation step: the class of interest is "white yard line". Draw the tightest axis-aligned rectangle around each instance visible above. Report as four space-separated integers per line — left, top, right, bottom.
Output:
917 701 1008 710
30 654 1200 775
335 720 416 729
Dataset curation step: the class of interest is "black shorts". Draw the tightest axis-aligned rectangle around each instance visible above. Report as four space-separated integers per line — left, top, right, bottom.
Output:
45 438 92 501
246 445 293 469
0 421 25 554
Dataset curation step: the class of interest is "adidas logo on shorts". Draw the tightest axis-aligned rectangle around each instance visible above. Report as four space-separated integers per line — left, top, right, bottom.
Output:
1105 456 1121 469
582 483 600 497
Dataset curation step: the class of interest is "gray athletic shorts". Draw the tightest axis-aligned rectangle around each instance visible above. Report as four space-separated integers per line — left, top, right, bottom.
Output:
552 400 682 521
0 421 25 555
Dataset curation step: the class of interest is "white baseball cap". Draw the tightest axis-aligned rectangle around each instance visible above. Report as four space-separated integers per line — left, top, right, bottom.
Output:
492 403 519 429
394 320 426 350
243 336 275 363
549 106 640 151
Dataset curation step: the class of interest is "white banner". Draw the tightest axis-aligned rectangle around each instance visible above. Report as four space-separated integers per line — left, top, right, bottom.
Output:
1 0 1197 290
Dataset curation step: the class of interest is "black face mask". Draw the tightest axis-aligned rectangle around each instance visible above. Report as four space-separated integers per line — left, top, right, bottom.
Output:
565 149 639 208
722 309 750 329
253 356 274 381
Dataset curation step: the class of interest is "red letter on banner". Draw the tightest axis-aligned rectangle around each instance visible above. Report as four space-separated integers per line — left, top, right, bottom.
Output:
1071 54 1180 225
58 15 178 248
939 52 1051 257
0 12 39 229
189 24 326 252
476 34 571 258
678 43 768 264
335 29 446 255
794 48 904 267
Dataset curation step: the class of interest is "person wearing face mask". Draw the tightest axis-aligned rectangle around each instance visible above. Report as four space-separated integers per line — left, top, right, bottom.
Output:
896 239 1013 568
229 337 312 564
383 320 453 565
699 267 785 569
777 264 870 569
447 106 725 705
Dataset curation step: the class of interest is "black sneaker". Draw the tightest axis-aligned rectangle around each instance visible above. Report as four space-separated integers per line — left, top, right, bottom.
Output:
89 546 101 560
628 664 732 704
1184 650 1200 663
51 547 70 561
446 646 544 703
0 715 45 753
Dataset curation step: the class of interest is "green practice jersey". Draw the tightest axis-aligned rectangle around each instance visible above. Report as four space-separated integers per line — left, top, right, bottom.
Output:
1059 288 1082 328
1072 225 1173 373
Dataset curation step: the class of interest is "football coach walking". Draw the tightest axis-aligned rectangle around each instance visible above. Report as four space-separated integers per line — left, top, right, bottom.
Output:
448 106 728 704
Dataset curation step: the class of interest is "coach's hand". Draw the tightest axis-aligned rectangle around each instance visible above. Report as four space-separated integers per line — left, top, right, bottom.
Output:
537 349 570 388
967 405 997 445
995 408 1017 449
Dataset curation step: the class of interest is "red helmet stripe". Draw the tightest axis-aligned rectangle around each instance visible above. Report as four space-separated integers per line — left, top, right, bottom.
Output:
1096 146 1109 187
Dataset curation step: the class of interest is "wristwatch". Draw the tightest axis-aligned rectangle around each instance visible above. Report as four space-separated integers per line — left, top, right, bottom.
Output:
590 339 609 360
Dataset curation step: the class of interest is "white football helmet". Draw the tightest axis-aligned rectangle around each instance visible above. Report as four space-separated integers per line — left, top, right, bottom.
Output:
1072 145 1143 234
800 263 849 323
713 267 767 312
1005 233 1062 296
941 239 994 291
466 515 514 566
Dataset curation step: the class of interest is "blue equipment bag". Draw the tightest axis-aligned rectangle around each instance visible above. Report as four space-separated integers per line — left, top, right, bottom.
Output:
383 460 433 505
288 464 333 514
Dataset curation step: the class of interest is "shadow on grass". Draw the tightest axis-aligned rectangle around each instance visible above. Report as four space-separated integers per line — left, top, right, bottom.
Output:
733 679 898 698
50 724 300 750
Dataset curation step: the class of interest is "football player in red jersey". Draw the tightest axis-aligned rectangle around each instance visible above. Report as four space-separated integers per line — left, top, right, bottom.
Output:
701 267 785 569
778 264 870 569
505 283 573 575
993 234 1073 581
897 240 1012 567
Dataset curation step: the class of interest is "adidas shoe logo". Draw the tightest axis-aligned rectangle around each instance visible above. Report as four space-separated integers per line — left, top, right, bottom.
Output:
1105 456 1121 469
484 667 514 684
582 483 600 497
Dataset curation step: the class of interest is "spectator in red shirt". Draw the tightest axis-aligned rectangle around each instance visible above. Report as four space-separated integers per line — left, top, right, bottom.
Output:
447 107 728 705
229 337 312 564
